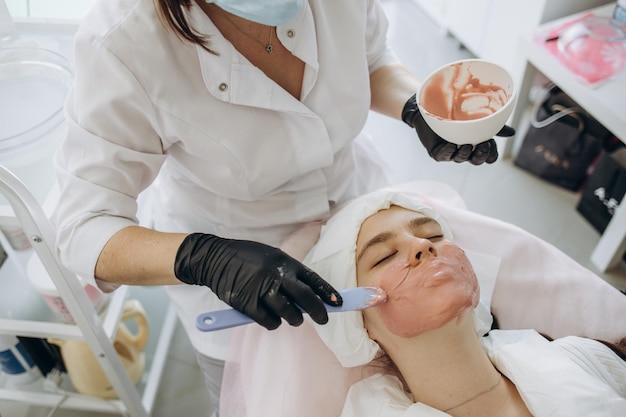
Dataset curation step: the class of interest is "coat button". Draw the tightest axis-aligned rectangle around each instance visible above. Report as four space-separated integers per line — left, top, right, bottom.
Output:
287 29 295 38
219 82 228 92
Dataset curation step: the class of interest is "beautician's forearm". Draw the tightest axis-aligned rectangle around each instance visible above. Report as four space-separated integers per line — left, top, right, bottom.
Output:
369 63 420 119
95 226 188 286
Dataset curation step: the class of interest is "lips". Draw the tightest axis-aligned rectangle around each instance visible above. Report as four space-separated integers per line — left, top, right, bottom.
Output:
421 262 457 287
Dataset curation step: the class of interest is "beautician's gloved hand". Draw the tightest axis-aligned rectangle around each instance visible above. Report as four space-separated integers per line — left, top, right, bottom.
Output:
402 93 516 165
174 233 342 330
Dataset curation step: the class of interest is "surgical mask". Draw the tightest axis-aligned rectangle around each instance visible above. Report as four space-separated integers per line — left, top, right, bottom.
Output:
206 0 304 26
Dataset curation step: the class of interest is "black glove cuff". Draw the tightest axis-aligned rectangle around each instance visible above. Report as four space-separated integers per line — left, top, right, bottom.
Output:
401 93 419 128
174 233 221 286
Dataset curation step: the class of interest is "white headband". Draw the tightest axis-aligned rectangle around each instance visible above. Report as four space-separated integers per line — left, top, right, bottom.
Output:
303 185 453 368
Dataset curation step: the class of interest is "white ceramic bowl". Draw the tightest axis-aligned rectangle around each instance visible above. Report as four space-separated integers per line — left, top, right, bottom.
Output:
417 59 515 145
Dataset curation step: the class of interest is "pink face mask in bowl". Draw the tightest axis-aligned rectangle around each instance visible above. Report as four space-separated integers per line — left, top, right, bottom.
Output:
417 59 516 146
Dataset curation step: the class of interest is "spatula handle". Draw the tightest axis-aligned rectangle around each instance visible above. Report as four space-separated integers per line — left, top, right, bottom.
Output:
195 286 385 332
196 308 254 332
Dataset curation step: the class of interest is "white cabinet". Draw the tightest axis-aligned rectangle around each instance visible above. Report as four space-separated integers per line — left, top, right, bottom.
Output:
413 0 448 26
444 0 492 57
413 0 614 87
478 0 546 75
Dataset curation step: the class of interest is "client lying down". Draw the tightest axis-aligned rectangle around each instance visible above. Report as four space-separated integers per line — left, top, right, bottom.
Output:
220 182 626 417
308 188 626 416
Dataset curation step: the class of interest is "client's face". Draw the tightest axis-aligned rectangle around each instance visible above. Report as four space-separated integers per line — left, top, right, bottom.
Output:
355 206 479 339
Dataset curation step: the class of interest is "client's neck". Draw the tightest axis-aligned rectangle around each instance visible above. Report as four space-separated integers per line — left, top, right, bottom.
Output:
384 315 505 415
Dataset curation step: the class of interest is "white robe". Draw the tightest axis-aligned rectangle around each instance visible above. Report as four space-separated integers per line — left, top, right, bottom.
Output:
342 331 626 417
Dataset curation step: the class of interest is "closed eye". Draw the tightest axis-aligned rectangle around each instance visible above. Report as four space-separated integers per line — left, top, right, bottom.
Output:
373 251 397 267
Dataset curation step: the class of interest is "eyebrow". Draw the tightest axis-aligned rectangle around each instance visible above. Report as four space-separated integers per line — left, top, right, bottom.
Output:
356 216 439 262
408 216 439 231
356 231 393 262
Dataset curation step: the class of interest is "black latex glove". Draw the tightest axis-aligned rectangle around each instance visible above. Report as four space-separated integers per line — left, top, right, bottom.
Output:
402 93 516 165
174 233 342 330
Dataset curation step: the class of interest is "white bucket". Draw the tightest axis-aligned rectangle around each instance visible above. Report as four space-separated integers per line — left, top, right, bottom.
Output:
27 253 109 323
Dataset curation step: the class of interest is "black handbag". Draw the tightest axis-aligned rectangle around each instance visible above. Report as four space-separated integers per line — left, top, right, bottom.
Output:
514 84 612 191
576 148 626 233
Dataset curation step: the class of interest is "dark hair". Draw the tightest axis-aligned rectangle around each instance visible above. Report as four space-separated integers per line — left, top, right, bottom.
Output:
494 318 626 360
597 337 626 361
154 0 217 54
538 332 626 361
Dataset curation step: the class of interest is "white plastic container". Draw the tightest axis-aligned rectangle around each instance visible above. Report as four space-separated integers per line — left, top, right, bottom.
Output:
0 46 72 203
27 254 109 323
0 334 42 385
0 245 48 321
0 47 73 249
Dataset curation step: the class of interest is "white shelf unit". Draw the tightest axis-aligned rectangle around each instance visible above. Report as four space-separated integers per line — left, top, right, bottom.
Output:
506 4 626 272
0 164 177 416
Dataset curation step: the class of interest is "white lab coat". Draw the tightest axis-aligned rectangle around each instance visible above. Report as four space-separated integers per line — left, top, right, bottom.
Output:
53 0 397 359
341 331 626 416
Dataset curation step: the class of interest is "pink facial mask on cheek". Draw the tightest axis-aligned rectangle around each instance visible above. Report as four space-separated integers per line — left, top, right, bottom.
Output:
377 244 479 338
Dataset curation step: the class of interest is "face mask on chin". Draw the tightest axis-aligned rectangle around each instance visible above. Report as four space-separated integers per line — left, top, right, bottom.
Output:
205 0 304 26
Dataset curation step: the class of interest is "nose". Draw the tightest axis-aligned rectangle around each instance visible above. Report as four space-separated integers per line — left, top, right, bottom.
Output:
408 236 437 266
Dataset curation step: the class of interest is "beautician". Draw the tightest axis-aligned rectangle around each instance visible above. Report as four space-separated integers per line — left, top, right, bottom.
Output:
52 0 514 413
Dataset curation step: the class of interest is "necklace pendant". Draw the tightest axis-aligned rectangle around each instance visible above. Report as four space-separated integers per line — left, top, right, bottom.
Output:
266 44 274 54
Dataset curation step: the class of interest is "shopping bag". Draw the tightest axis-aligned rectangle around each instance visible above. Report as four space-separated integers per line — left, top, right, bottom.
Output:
576 149 626 233
514 84 611 191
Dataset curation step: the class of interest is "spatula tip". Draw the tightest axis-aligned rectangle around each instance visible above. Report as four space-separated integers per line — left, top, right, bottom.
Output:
364 286 387 306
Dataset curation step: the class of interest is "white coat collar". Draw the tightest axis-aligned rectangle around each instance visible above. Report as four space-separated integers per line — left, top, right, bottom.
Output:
188 1 318 113
483 330 626 416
